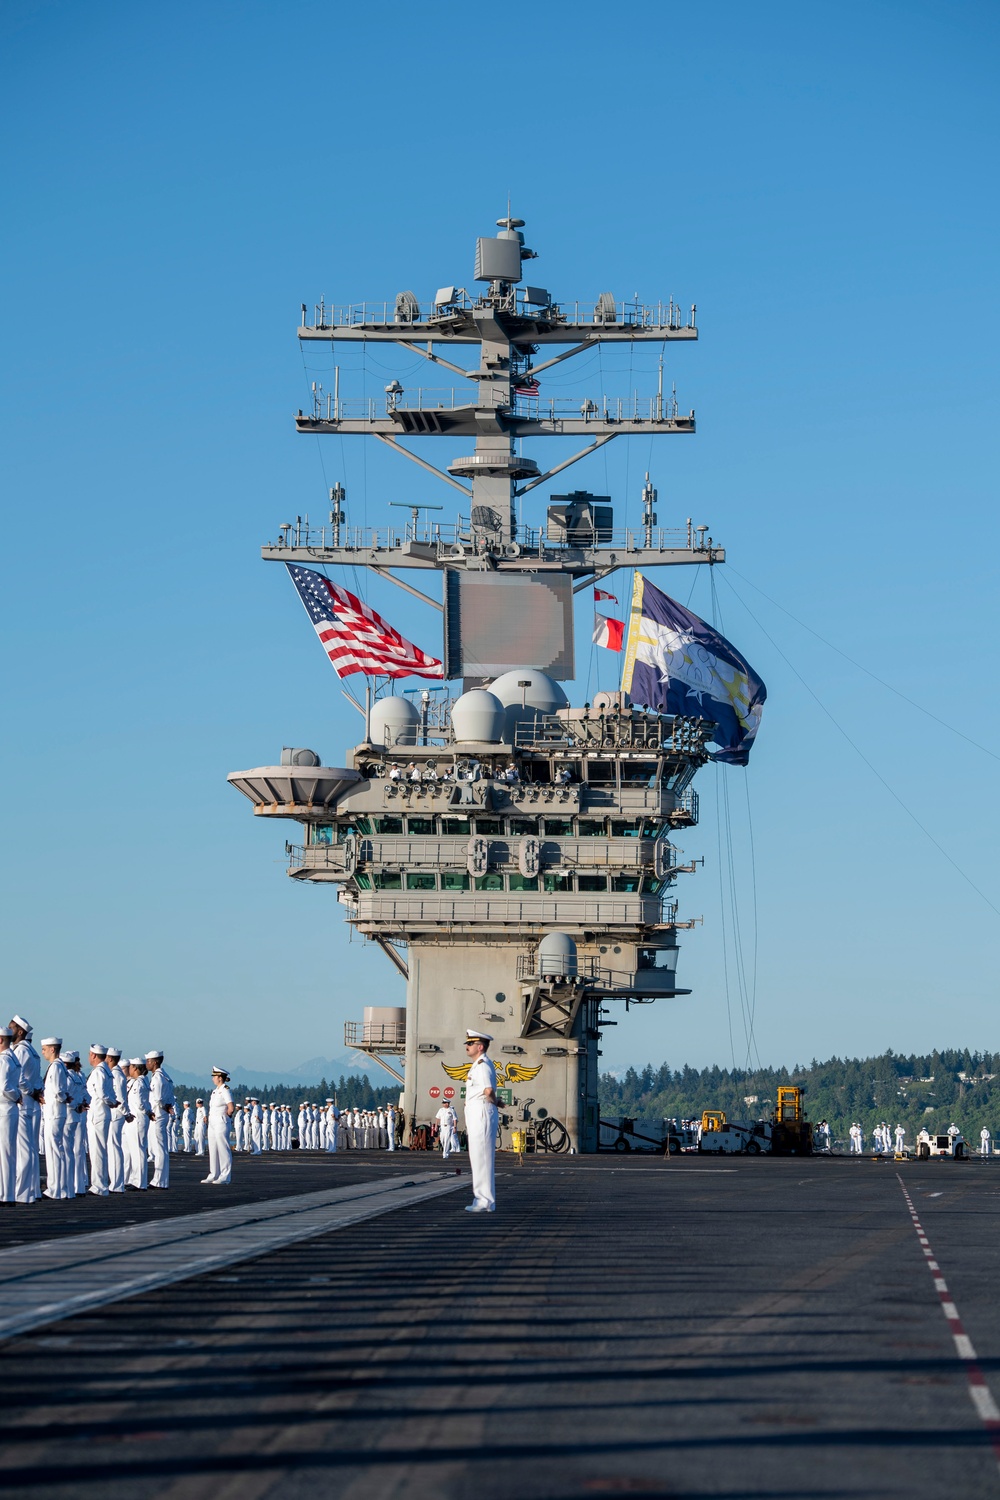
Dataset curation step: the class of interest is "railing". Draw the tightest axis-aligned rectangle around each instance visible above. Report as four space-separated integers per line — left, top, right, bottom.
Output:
264 515 711 557
671 789 700 824
303 294 696 333
352 893 673 927
515 953 680 990
515 713 714 755
306 386 692 427
290 836 673 873
344 1020 406 1049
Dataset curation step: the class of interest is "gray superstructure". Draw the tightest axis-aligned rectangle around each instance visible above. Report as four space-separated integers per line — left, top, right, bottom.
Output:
229 216 724 1151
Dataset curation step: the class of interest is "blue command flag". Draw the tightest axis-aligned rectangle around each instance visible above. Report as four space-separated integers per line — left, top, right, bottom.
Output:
620 575 766 765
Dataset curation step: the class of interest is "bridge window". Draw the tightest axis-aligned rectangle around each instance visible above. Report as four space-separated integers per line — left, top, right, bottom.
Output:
543 818 573 836
611 819 642 838
508 873 538 891
310 826 335 845
612 875 641 893
543 874 573 893
405 872 437 891
577 875 608 892
510 818 539 836
407 816 436 835
376 816 404 834
577 819 605 837
474 818 505 834
475 873 504 891
441 872 470 891
442 817 471 835
372 872 402 890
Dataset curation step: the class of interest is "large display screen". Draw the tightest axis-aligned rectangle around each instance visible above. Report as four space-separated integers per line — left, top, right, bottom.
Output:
444 572 575 680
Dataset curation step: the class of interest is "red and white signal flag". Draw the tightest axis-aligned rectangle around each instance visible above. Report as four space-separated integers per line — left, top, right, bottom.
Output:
593 613 625 651
286 564 444 679
594 587 617 602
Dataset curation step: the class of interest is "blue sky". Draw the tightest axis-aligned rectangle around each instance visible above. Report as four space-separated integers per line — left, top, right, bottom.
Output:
2 0 998 1078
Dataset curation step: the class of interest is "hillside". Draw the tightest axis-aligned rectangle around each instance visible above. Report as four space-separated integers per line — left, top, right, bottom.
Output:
599 1049 1000 1143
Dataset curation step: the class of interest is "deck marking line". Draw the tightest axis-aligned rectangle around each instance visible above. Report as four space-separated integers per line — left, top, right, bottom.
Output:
897 1174 1000 1476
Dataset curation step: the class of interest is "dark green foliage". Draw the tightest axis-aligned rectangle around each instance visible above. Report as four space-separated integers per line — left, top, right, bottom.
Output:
599 1049 1000 1140
227 1074 398 1109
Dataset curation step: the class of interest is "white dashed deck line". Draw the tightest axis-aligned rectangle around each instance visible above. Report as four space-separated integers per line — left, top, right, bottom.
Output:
0 1173 466 1344
897 1174 1000 1478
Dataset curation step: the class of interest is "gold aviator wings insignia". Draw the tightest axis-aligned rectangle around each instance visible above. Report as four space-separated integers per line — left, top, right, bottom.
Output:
502 1062 543 1084
441 1062 473 1082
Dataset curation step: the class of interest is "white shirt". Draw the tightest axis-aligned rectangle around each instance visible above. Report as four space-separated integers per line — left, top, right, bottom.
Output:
43 1058 69 1108
209 1084 233 1120
13 1039 41 1101
436 1105 457 1129
0 1050 22 1106
149 1068 176 1116
465 1054 497 1104
87 1060 117 1107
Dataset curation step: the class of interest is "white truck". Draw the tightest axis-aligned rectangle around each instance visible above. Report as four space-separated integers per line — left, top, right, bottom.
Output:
915 1126 968 1160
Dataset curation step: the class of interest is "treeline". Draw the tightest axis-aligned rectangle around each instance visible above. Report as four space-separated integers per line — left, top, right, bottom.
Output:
599 1049 1000 1142
218 1075 399 1109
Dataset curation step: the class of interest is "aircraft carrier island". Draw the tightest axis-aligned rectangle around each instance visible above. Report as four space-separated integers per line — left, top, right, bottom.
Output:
228 214 731 1150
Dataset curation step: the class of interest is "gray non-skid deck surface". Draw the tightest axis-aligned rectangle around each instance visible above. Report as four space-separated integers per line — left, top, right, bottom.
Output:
0 1155 998 1499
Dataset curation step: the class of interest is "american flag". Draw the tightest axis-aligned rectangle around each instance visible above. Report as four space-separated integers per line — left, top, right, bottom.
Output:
286 565 444 679
513 375 540 398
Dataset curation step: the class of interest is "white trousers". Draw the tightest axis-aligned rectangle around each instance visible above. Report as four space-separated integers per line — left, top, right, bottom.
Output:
0 1104 18 1202
983 1140 992 1158
150 1114 170 1187
194 1123 206 1156
465 1100 497 1209
70 1115 88 1193
107 1111 126 1192
16 1098 41 1204
43 1106 69 1198
87 1103 112 1193
125 1117 148 1188
207 1120 232 1184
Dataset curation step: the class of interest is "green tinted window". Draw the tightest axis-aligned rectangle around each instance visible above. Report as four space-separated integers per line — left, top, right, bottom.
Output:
310 826 334 845
577 819 605 837
612 875 641 893
441 872 470 891
355 873 372 891
354 817 374 835
475 818 504 835
373 872 402 890
510 818 538 836
611 820 641 838
376 816 404 834
442 818 471 835
405 872 436 890
508 873 538 892
407 817 436 835
577 875 608 892
543 818 573 836
543 874 572 893
475 873 504 891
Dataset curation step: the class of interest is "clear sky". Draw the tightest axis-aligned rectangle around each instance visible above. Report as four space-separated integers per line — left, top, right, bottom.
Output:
2 0 998 1078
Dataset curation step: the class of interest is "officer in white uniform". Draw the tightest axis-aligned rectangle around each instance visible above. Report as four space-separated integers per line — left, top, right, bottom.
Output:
40 1038 70 1199
981 1126 991 1159
463 1029 498 1213
145 1050 175 1188
125 1059 151 1189
0 1027 22 1203
105 1048 129 1193
9 1015 42 1204
435 1102 458 1158
202 1068 235 1185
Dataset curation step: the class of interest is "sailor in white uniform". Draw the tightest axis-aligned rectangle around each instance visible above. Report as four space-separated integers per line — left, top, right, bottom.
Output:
463 1029 498 1212
40 1038 69 1199
435 1102 458 1159
386 1103 397 1151
145 1050 175 1188
0 1027 23 1203
125 1059 151 1189
981 1127 992 1159
86 1044 117 1195
894 1123 906 1155
105 1048 128 1192
180 1101 193 1153
9 1015 42 1204
194 1099 207 1155
202 1068 235 1185
250 1098 263 1154
63 1052 89 1193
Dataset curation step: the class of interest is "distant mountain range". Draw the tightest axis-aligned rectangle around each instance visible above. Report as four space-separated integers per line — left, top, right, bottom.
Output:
170 1052 374 1089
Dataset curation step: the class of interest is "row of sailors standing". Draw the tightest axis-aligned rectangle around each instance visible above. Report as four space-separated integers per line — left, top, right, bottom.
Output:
0 1015 181 1203
848 1122 994 1155
388 761 573 787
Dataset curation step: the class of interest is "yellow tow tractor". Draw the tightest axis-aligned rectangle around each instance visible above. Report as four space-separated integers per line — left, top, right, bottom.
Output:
697 1108 772 1155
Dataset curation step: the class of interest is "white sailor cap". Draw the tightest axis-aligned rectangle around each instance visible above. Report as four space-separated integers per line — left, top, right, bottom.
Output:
40 1036 62 1048
129 1057 145 1067
145 1050 163 1060
465 1028 493 1042
0 1027 12 1040
61 1049 79 1063
89 1043 108 1056
10 1015 31 1033
106 1046 122 1059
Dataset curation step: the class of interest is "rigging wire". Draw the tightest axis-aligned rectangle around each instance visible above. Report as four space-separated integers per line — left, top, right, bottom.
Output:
718 569 1000 923
727 565 1000 767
